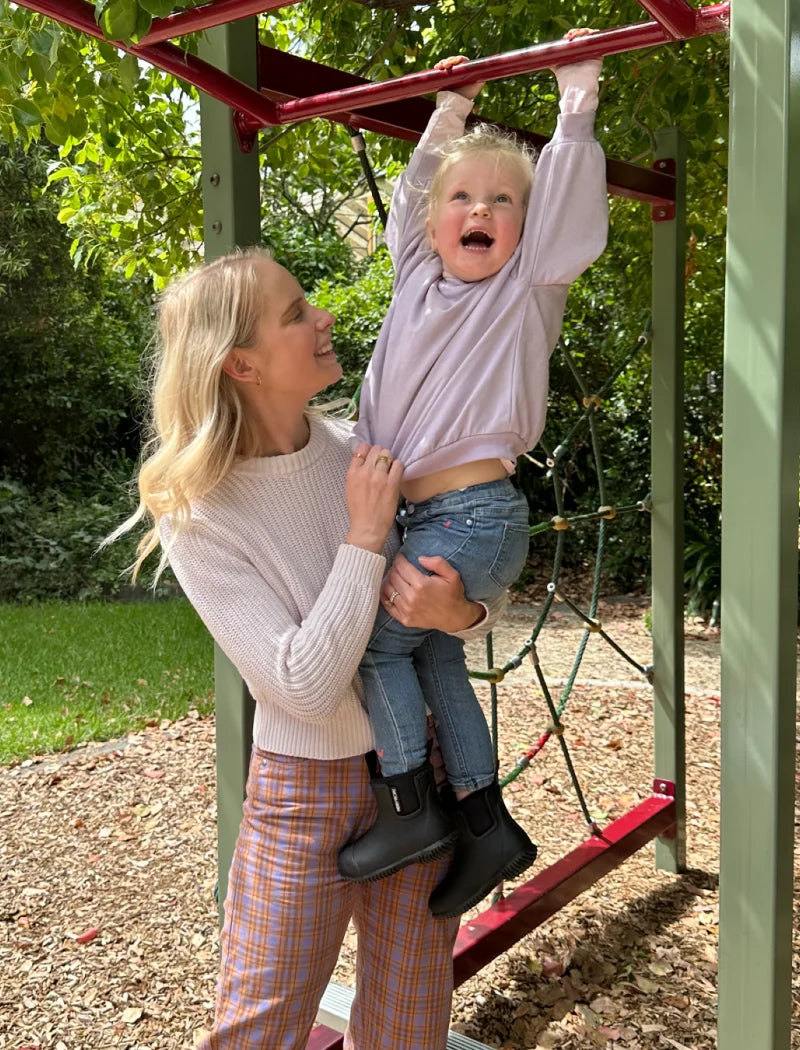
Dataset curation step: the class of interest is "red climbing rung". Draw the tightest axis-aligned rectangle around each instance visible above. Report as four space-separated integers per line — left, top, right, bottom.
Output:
635 0 698 39
141 0 301 46
453 787 676 984
306 1025 345 1050
269 5 729 125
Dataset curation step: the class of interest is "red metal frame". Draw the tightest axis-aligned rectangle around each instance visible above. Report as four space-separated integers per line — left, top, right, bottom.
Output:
270 6 729 126
14 0 728 203
635 0 698 39
255 46 678 204
453 784 676 983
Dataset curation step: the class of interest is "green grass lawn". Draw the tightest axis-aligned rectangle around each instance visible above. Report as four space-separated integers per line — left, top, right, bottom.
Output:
0 599 214 765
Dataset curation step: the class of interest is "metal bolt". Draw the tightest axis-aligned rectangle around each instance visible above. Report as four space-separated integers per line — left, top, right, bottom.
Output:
209 173 220 186
211 220 223 234
659 782 668 792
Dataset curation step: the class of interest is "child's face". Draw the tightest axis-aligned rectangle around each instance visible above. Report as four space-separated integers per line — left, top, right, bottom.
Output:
426 154 528 282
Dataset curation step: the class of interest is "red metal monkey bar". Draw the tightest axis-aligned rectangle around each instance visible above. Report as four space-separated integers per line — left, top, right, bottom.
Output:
15 0 729 204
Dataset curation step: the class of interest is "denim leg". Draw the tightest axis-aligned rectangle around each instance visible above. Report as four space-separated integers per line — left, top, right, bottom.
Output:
361 481 529 784
414 633 496 793
359 609 433 777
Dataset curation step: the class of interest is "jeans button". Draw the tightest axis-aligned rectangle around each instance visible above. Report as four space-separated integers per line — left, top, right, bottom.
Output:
466 518 473 526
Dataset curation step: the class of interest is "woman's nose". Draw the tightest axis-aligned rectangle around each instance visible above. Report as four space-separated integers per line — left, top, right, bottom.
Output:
316 307 335 328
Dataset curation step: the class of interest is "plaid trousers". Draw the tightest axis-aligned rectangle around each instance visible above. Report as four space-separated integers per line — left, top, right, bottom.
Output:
199 747 460 1050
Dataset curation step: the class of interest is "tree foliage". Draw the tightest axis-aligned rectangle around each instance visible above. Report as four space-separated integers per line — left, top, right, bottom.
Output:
0 141 151 488
0 0 732 605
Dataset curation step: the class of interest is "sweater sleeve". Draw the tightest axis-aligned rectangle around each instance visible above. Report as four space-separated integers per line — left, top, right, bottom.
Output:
386 91 475 268
166 522 386 725
519 66 608 286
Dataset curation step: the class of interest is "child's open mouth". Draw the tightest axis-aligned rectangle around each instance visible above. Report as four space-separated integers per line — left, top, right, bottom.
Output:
460 230 494 250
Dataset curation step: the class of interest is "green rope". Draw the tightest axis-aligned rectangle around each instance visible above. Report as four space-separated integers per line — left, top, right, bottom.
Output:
469 321 654 799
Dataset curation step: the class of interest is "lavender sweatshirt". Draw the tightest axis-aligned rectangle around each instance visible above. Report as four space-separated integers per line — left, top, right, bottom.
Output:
354 79 608 480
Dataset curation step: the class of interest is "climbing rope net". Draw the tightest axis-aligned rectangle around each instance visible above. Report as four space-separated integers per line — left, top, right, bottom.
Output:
470 322 656 836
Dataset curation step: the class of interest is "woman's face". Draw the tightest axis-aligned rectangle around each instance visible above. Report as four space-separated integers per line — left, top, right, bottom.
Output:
251 260 339 402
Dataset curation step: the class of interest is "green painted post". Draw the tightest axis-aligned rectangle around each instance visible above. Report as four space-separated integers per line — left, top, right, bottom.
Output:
199 18 261 921
718 2 799 1048
650 127 686 873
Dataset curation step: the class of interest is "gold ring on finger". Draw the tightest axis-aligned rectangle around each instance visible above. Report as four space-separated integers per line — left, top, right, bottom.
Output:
377 455 392 466
388 589 399 605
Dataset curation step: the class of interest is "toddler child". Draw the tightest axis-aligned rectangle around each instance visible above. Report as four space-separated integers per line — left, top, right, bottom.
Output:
339 35 608 919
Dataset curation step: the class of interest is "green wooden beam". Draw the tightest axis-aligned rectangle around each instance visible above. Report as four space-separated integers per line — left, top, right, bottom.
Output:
718 1 799 1047
199 18 261 922
650 127 687 873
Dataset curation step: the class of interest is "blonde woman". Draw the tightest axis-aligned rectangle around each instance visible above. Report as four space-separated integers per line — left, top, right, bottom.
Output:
110 248 500 1049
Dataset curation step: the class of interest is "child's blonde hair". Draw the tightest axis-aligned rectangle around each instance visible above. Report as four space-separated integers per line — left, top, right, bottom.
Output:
428 123 537 220
106 247 278 582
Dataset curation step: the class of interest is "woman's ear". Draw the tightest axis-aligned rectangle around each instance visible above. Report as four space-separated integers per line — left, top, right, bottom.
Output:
222 350 259 385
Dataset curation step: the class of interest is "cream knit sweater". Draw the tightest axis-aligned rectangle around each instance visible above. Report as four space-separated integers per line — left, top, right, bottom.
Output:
162 415 496 760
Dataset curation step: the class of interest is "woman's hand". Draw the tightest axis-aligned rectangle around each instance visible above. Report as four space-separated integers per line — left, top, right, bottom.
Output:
434 55 485 101
381 553 486 632
345 443 404 555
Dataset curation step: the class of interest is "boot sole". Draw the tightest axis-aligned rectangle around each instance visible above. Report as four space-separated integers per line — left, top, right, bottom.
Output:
340 830 458 884
430 843 538 919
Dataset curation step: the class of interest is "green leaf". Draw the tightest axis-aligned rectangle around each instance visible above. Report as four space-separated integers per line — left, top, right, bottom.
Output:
118 53 139 92
29 29 55 58
11 98 43 128
100 0 138 42
139 0 176 16
695 111 714 139
45 114 71 146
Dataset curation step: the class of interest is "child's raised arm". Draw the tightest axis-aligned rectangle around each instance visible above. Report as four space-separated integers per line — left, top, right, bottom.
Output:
385 56 482 267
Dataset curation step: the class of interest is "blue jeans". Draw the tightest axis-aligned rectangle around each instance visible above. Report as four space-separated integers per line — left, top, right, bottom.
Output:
359 479 530 793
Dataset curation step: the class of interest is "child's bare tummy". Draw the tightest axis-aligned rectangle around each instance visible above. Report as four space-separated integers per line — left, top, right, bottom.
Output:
401 459 508 504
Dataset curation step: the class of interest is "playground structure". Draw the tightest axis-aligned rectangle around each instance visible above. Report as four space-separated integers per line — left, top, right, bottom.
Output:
9 1 798 1048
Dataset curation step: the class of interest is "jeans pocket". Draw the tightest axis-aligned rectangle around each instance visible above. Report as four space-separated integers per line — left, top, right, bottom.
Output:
488 521 530 589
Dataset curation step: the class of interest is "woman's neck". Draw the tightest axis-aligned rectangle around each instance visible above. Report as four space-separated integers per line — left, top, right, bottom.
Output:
251 403 311 457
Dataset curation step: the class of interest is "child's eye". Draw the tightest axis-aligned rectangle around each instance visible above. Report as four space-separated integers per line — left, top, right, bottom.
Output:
452 191 469 201
495 193 511 203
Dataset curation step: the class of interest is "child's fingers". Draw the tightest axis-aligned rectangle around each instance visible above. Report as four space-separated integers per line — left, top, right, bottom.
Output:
434 54 470 71
563 27 598 40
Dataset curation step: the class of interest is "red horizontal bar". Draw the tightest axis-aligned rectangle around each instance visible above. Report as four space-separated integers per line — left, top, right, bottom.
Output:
453 793 676 985
635 0 696 39
306 1025 344 1050
141 0 301 46
13 0 279 127
256 46 676 205
273 5 729 125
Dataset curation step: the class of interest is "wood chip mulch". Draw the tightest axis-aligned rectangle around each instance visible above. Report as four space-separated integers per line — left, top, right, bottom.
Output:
2 602 798 1049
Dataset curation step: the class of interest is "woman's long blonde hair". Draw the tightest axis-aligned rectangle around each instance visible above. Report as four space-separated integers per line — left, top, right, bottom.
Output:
107 247 276 583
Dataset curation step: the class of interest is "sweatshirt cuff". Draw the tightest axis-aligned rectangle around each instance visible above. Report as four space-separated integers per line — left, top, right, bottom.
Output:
434 90 476 117
555 59 602 114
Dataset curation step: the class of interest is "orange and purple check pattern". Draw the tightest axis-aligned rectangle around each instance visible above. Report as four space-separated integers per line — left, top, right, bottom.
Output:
197 748 459 1050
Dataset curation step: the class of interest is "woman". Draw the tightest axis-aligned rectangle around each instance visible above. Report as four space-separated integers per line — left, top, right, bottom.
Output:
111 248 501 1049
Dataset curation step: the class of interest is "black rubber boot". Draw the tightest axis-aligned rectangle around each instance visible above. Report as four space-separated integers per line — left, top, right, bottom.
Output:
428 779 537 919
338 752 457 883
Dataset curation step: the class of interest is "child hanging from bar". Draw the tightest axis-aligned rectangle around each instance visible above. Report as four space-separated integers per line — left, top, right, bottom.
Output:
340 31 608 918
